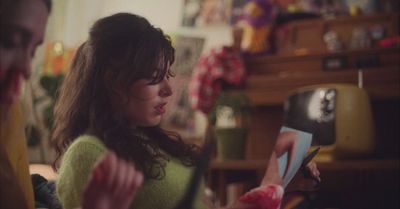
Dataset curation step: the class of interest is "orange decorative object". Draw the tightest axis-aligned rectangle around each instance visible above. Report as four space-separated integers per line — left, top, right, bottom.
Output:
43 42 76 76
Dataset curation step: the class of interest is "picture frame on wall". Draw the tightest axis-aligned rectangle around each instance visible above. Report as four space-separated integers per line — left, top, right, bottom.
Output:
182 0 245 27
161 35 205 135
182 0 202 27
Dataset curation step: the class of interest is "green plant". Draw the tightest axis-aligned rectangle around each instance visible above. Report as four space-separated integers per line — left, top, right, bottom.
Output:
209 92 250 160
208 91 250 128
27 74 64 146
39 75 64 129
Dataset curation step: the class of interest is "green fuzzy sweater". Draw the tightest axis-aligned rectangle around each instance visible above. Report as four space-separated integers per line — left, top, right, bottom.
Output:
56 135 208 209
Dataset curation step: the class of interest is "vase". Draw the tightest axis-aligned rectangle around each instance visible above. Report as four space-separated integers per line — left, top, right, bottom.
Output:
215 128 247 160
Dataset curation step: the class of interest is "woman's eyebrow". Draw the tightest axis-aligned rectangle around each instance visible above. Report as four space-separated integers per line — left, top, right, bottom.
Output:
6 24 35 45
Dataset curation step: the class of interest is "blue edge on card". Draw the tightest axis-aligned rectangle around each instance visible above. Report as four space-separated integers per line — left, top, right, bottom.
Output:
278 126 313 188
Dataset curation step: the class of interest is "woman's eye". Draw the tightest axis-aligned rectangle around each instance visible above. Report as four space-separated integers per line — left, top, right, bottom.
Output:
0 33 23 49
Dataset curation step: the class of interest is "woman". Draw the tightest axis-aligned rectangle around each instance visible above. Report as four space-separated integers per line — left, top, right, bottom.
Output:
53 12 319 209
0 1 142 208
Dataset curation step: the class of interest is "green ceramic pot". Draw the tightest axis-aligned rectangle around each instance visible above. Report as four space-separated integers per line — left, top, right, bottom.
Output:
215 128 247 160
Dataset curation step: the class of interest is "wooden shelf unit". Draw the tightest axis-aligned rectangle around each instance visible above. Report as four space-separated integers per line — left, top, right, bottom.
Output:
208 159 400 208
208 46 400 209
233 47 400 106
226 46 400 160
206 12 400 209
210 158 399 171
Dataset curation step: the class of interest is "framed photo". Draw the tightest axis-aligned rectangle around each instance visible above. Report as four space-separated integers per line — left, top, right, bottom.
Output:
182 0 202 27
161 35 205 135
182 0 245 27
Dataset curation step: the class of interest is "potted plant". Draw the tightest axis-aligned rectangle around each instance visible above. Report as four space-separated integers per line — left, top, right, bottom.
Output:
209 92 250 160
26 74 64 162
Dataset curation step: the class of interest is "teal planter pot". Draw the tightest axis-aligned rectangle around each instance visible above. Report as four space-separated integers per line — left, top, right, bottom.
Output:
215 128 247 160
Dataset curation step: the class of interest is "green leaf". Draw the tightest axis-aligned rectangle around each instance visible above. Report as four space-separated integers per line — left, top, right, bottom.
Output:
39 75 64 98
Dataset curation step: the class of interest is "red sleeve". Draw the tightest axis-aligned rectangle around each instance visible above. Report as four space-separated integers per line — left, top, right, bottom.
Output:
238 184 284 209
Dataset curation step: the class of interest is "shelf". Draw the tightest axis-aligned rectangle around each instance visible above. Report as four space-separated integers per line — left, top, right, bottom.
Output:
230 66 400 106
267 13 399 58
210 13 400 208
246 47 400 67
230 46 400 106
210 158 400 171
208 158 399 207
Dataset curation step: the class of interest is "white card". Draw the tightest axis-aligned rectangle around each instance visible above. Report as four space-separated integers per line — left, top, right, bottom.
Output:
277 126 313 187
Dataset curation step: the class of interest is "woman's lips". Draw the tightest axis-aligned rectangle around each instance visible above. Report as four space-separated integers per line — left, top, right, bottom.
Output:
155 103 167 114
0 72 23 104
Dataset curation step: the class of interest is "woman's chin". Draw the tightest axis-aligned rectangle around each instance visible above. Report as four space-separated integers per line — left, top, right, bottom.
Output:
0 73 22 105
148 119 162 127
0 89 19 106
135 117 162 128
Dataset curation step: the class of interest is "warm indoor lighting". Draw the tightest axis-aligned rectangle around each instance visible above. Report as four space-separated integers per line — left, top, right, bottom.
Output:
29 164 58 181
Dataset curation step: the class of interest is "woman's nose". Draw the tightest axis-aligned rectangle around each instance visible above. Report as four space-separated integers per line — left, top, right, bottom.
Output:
15 49 32 80
160 78 173 97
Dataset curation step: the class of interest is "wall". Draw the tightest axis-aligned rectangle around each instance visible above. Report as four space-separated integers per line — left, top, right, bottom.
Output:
45 0 233 52
29 0 233 162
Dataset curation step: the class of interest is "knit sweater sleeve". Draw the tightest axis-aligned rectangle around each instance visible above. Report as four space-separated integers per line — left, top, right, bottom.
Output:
56 135 107 209
0 103 35 209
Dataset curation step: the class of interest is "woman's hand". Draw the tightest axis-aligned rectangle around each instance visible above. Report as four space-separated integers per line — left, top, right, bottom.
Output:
261 131 299 186
286 160 321 192
305 161 321 182
261 151 283 186
81 151 144 209
267 131 321 192
221 131 321 209
228 132 298 209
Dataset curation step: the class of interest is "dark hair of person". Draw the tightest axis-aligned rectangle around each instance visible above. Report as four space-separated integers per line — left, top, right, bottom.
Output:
0 0 52 14
51 13 200 180
41 0 52 13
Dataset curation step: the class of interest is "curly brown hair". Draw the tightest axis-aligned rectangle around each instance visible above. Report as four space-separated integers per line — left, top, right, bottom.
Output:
51 13 199 179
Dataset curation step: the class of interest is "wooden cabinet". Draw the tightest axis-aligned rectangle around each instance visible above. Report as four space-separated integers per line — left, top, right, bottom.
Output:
238 47 400 105
229 47 400 161
208 159 400 208
274 13 398 56
207 13 400 209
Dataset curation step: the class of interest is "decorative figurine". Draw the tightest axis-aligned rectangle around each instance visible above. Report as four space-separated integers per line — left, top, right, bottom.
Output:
240 0 274 55
323 30 343 52
350 27 371 50
369 24 385 40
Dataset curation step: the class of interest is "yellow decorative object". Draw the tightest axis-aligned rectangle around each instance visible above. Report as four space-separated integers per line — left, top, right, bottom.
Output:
350 5 362 16
240 0 274 55
287 4 303 13
241 25 272 54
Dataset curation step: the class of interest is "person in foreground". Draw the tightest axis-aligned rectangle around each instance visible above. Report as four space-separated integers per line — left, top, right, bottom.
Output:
52 12 320 209
0 0 142 208
1 0 53 208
